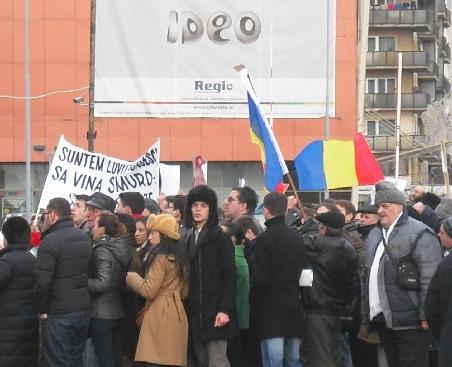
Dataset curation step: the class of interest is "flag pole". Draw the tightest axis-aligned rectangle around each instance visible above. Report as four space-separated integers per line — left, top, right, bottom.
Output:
234 64 307 219
285 172 307 220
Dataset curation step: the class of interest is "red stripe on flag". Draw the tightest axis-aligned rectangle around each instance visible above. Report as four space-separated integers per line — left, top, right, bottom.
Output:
353 133 384 185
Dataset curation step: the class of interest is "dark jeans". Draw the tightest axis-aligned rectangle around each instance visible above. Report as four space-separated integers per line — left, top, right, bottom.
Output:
373 322 430 367
41 311 90 367
90 317 123 367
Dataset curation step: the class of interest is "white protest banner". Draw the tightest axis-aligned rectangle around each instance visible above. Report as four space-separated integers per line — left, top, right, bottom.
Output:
38 136 160 209
94 0 336 118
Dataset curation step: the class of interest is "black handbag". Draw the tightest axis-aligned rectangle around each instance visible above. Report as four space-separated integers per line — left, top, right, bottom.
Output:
381 229 427 291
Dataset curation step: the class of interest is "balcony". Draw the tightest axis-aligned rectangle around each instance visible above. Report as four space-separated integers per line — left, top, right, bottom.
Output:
436 74 451 94
367 134 426 152
418 61 438 80
437 0 451 27
365 93 430 110
366 51 434 72
369 9 435 34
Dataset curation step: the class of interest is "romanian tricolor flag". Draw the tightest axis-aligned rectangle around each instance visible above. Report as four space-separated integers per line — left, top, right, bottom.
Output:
294 133 384 190
236 66 289 191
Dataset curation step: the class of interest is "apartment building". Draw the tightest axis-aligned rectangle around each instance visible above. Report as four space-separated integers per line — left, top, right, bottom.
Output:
365 0 450 179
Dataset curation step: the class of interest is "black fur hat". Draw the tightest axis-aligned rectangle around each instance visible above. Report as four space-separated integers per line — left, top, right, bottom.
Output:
185 185 219 228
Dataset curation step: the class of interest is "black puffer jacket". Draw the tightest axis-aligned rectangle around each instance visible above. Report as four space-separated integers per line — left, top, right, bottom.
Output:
251 216 305 340
187 226 240 341
0 243 38 367
35 217 92 314
425 254 452 367
89 235 132 319
302 233 360 315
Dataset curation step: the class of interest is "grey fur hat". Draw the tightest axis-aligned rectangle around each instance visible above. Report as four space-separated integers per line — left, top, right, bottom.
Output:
374 181 406 207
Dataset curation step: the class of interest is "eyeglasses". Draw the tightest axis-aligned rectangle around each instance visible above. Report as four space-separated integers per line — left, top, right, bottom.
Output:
226 197 238 203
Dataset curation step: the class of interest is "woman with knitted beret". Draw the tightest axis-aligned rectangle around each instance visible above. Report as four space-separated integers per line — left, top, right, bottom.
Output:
126 214 188 367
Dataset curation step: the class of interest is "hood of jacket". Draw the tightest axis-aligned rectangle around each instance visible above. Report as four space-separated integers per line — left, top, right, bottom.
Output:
94 235 132 269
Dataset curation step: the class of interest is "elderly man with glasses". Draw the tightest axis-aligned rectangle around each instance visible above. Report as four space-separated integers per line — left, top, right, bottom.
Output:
425 218 452 367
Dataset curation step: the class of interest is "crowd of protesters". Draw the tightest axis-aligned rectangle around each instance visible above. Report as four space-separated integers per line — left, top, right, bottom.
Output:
1 181 452 367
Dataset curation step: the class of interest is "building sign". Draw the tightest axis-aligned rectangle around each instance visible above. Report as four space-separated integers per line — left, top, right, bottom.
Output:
94 0 336 118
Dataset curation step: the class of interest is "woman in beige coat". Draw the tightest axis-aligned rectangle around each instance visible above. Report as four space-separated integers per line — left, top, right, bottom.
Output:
126 214 188 367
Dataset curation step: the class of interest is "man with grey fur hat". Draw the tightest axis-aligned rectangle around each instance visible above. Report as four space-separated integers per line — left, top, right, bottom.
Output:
361 181 442 367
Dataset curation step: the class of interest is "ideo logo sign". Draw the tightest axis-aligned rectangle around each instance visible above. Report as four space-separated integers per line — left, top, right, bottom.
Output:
167 11 261 44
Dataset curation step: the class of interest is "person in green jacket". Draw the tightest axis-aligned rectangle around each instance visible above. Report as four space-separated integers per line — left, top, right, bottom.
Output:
222 222 250 367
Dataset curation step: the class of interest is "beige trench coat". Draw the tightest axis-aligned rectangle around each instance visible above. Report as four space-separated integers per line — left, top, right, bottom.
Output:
126 254 188 366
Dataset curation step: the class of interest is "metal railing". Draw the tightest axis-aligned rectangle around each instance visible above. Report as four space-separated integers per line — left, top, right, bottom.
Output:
369 9 435 28
366 51 431 68
365 93 430 109
366 134 426 152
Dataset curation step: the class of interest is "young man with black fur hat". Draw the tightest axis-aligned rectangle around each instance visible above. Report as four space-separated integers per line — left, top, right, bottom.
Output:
185 185 239 367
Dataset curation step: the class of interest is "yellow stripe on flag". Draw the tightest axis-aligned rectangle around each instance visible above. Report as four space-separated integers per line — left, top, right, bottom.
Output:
323 140 358 189
250 129 266 165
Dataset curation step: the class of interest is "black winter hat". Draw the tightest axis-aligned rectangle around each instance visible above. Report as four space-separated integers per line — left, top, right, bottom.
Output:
316 211 345 229
357 203 377 214
86 192 116 213
421 192 441 210
185 185 219 228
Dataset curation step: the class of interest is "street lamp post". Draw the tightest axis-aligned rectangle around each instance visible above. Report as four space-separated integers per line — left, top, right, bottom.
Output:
24 0 32 221
88 0 97 153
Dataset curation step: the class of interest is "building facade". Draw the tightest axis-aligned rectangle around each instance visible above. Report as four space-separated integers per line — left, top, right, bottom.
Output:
365 0 451 180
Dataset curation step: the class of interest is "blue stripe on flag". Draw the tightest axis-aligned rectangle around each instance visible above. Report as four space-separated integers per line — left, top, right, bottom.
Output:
294 140 327 190
247 94 285 191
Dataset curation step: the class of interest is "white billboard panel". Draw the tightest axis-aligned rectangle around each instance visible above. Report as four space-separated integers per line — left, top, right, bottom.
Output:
94 0 336 118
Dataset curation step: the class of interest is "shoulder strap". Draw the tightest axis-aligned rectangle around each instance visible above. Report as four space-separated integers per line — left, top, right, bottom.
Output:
411 228 429 253
381 234 397 268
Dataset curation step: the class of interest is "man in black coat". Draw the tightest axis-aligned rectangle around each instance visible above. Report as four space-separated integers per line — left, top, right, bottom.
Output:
185 185 239 367
425 218 452 367
300 211 360 367
35 197 92 367
0 217 38 367
251 192 305 367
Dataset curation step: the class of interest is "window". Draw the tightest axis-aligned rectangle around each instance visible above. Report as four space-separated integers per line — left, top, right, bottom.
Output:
366 78 397 93
366 120 395 136
368 36 396 51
